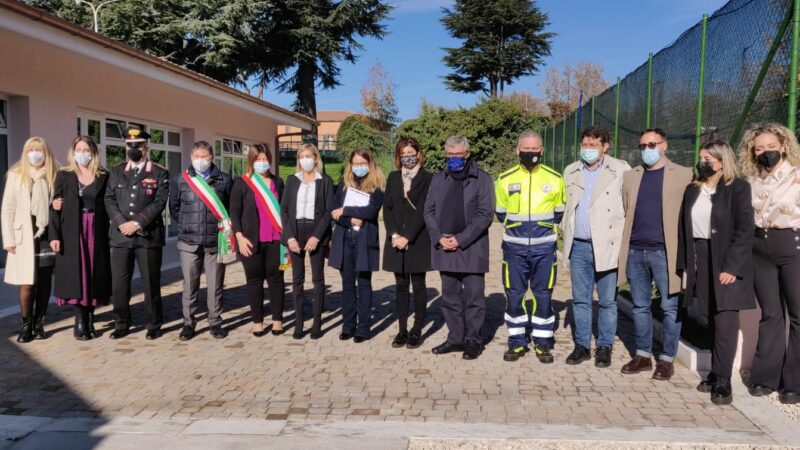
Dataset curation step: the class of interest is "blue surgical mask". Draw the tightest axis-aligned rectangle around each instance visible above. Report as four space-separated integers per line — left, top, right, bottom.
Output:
253 161 270 174
352 165 369 177
446 156 466 172
641 148 661 167
580 148 600 165
74 152 92 167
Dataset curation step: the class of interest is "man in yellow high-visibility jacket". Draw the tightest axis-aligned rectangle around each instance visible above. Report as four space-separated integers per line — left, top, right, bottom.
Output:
495 131 566 363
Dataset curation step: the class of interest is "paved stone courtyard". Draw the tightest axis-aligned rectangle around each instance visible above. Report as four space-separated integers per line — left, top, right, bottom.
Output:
1 224 797 448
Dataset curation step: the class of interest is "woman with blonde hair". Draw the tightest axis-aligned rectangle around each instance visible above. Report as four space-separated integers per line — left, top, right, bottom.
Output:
1 136 58 342
49 136 111 340
737 123 800 405
280 144 334 339
328 149 385 342
677 140 755 404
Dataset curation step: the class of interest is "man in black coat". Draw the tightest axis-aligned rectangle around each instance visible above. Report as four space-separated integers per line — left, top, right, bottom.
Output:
105 128 170 340
169 141 233 341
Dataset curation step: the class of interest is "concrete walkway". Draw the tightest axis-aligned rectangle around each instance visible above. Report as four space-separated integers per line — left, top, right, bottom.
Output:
0 223 797 449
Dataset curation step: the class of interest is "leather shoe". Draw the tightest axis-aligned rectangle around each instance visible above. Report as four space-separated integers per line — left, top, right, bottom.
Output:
652 360 674 381
145 329 162 340
392 332 408 348
534 344 554 364
109 328 129 340
566 345 591 365
339 332 353 341
179 325 195 341
697 372 716 393
406 332 423 349
779 390 800 404
711 377 732 405
595 346 612 368
310 329 322 340
353 335 369 343
432 341 464 355
748 384 774 397
210 325 228 339
462 341 482 360
621 356 652 374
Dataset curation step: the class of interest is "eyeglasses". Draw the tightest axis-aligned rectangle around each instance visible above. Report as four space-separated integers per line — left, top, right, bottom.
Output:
445 151 468 158
519 147 543 152
638 141 664 150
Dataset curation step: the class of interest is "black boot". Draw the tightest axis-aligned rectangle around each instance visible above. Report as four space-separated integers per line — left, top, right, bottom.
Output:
310 317 322 340
17 317 34 343
74 307 89 341
711 376 733 405
86 306 97 339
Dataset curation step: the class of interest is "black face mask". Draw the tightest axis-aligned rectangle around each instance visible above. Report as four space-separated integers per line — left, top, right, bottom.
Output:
519 151 542 170
127 147 143 162
696 161 716 179
757 150 782 169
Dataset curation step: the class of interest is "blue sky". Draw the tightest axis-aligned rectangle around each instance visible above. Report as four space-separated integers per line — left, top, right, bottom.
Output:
262 0 730 122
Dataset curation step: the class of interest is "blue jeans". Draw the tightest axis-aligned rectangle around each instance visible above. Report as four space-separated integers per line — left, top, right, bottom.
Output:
569 240 618 349
626 248 681 361
340 229 373 337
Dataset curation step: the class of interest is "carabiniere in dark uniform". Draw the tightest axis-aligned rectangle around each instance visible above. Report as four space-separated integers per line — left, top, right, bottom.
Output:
104 128 170 340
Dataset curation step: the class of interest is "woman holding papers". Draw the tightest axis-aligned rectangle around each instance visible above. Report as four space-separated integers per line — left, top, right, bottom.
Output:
328 149 385 343
281 144 335 340
382 138 433 349
230 144 287 337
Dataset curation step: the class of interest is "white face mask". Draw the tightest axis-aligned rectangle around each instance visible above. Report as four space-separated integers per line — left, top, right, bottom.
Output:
253 161 270 174
74 152 92 167
192 158 212 174
299 157 316 173
28 151 45 166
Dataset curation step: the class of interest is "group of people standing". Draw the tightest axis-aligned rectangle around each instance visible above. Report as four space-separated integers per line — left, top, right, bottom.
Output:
1 121 798 407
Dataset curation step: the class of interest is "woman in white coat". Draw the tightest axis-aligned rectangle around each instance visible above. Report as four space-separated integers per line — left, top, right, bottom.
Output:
1 137 58 342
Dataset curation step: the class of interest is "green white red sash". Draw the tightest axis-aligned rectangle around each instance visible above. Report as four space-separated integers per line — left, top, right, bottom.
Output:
182 170 236 259
242 173 290 270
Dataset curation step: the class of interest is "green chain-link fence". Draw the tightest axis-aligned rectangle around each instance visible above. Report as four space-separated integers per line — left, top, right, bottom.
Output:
546 0 798 171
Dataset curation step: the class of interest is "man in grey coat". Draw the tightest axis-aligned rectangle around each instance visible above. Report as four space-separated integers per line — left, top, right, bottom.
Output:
423 136 495 360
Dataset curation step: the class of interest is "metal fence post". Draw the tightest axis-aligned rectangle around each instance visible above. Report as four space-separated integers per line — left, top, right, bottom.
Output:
573 110 579 161
614 77 621 158
790 0 800 131
561 119 567 172
646 53 653 128
694 14 708 166
591 96 595 126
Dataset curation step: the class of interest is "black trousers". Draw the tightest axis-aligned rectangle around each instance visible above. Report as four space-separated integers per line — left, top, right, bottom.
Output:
290 220 326 330
694 239 740 378
111 246 163 331
241 241 285 324
440 271 485 345
751 228 800 392
395 272 427 334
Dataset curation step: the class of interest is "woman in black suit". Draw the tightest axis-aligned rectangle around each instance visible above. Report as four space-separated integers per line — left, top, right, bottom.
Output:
328 149 385 343
677 140 755 405
230 144 286 336
382 138 433 349
49 136 111 340
281 144 334 339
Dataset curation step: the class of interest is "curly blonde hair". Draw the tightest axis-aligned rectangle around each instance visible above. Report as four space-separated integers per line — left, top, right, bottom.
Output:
737 122 800 177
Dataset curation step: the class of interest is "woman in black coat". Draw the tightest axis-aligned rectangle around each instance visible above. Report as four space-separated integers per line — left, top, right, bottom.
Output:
328 149 384 343
230 144 286 336
49 136 111 340
677 140 755 405
382 138 433 349
281 144 334 340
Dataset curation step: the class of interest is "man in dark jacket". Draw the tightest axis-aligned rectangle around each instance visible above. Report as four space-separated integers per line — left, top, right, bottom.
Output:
169 141 233 340
423 136 495 360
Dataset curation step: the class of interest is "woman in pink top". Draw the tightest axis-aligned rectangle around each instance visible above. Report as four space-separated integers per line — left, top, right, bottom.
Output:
230 144 286 336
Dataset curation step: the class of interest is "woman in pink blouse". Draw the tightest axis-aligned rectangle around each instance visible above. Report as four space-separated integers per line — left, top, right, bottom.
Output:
738 123 800 405
230 144 286 336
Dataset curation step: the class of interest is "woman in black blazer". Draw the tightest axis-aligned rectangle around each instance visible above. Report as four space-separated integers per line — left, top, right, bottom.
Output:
49 136 111 340
230 144 286 336
328 149 385 343
280 144 334 339
677 140 755 405
382 138 433 349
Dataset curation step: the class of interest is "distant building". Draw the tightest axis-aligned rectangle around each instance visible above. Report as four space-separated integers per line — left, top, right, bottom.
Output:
277 110 355 156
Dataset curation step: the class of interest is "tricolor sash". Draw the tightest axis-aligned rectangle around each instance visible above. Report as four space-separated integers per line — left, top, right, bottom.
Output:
242 173 291 270
182 170 237 263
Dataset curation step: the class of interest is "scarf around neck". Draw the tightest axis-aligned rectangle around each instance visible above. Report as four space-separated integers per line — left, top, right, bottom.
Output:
29 167 50 239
